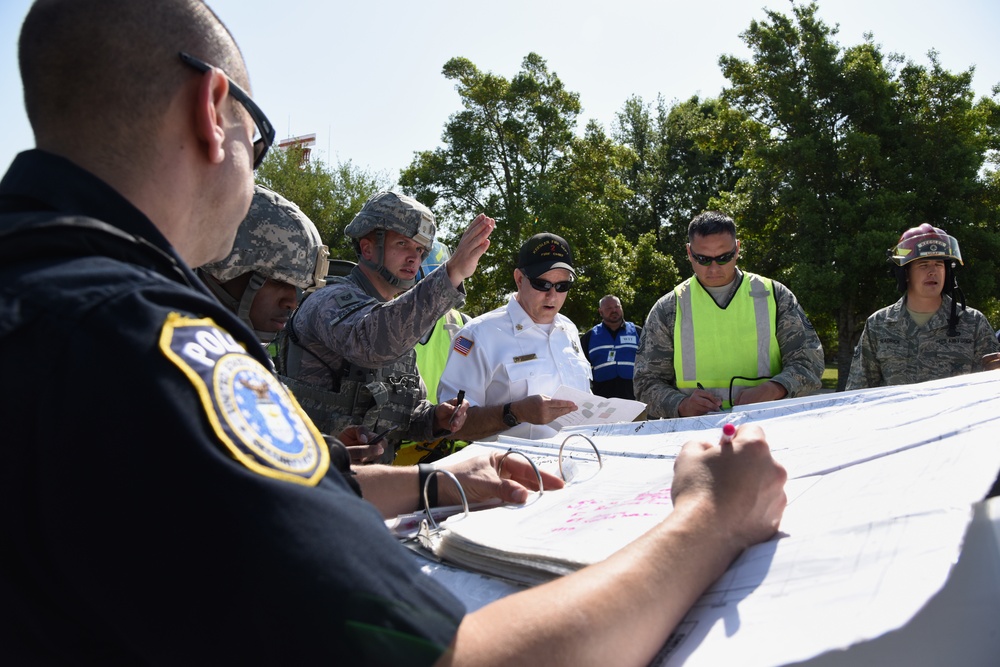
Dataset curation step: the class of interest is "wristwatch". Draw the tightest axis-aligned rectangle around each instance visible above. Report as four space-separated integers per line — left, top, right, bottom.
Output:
502 402 520 428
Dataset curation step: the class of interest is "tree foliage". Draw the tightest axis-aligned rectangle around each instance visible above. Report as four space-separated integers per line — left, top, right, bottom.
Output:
400 53 676 322
256 144 392 262
612 94 758 274
255 3 1000 382
717 1 1000 386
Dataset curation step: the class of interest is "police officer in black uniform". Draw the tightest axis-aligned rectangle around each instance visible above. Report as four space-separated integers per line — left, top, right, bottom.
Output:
0 1 537 663
0 2 788 666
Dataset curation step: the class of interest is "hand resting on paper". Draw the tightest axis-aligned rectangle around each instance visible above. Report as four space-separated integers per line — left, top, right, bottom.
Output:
352 452 564 519
981 352 1000 373
732 380 788 407
441 423 787 667
436 450 566 507
451 394 578 442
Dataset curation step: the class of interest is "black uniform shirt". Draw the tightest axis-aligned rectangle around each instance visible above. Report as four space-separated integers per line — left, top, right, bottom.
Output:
0 150 463 664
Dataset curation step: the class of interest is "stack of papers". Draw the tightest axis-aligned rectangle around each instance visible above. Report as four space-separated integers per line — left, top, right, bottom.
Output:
416 371 1000 666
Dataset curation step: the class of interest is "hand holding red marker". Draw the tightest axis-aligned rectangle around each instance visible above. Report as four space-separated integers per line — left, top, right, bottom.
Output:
719 423 736 447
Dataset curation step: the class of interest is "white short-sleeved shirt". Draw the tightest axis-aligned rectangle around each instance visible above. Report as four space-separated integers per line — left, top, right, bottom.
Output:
438 295 592 440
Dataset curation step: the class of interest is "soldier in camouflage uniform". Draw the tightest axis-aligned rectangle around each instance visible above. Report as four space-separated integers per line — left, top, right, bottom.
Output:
199 184 329 357
846 224 1000 390
278 191 495 464
634 211 824 418
200 186 387 463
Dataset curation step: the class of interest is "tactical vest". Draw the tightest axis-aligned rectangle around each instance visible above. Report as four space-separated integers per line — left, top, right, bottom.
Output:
275 276 420 461
587 321 639 382
673 273 781 409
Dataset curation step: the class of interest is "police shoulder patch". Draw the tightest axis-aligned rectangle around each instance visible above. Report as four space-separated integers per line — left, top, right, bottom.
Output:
159 313 329 485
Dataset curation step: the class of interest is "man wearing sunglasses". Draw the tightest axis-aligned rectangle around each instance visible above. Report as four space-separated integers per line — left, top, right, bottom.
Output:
437 233 591 441
0 2 789 665
635 211 824 418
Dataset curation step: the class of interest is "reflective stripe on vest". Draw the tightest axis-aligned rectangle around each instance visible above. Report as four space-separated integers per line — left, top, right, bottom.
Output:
674 273 780 408
588 321 639 382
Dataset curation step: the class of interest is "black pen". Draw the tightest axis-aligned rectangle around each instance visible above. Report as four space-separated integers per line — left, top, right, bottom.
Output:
449 390 466 430
367 426 397 448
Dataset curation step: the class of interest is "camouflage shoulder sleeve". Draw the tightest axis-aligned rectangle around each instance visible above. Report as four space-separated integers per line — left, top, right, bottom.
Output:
971 308 1000 360
845 310 885 390
770 280 824 397
633 290 686 419
312 268 465 369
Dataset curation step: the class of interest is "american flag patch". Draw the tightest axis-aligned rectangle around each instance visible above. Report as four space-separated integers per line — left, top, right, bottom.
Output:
453 335 474 356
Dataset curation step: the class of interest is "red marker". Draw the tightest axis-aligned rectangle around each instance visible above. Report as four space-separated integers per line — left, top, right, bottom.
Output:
720 423 736 446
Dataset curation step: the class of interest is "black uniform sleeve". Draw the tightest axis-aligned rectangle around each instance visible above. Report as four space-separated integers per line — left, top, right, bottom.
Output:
2 266 462 665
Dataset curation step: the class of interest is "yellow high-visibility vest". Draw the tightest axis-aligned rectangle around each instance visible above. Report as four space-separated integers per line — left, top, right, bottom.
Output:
673 273 781 409
415 309 466 404
394 309 468 467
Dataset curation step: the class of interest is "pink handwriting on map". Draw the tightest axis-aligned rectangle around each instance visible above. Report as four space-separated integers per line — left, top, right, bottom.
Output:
552 487 673 532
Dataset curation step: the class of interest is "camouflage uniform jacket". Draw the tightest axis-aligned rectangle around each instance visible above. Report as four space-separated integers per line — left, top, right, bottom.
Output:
280 264 465 461
845 294 999 390
634 269 824 419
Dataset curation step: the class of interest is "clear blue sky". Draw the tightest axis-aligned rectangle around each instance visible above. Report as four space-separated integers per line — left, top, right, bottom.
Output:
1 0 998 182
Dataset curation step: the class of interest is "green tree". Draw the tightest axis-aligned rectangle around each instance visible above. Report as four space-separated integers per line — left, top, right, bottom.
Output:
717 1 1000 387
256 144 392 262
400 53 677 327
613 95 757 274
538 120 644 324
399 53 577 312
572 231 681 330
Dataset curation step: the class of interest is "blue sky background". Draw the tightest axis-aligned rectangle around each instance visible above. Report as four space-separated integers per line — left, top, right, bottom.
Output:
1 0 997 182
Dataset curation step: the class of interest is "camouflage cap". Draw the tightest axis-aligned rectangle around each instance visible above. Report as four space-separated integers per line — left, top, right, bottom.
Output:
202 185 330 291
890 223 963 267
343 191 436 252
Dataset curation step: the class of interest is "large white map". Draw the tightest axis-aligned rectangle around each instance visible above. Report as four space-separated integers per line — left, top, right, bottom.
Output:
404 371 1000 666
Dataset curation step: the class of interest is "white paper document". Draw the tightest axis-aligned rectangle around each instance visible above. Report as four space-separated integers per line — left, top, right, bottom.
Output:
413 371 1000 666
544 384 646 429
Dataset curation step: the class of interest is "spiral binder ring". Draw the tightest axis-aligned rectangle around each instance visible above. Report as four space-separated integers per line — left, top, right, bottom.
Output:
497 448 545 493
422 469 470 531
557 434 603 481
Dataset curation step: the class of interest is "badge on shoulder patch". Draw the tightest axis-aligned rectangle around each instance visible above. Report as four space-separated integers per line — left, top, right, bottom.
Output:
159 313 329 485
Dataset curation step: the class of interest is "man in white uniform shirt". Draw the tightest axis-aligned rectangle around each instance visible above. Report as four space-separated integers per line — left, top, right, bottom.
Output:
438 233 592 440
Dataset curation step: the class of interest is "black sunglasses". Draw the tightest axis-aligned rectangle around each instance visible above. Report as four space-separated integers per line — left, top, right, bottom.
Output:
527 277 574 293
690 247 738 266
178 52 275 169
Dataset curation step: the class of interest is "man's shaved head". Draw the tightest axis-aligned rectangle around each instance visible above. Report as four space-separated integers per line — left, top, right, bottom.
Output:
19 0 246 165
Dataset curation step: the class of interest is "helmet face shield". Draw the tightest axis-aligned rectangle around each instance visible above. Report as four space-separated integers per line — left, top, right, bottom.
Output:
890 228 962 267
416 240 451 282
